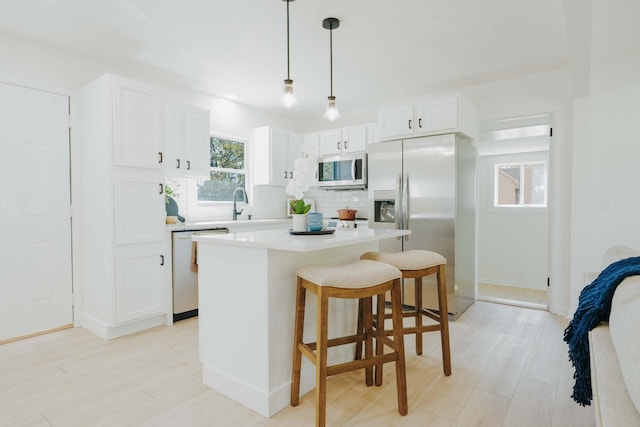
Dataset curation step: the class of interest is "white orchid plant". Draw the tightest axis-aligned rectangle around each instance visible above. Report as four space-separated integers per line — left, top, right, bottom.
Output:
286 153 318 214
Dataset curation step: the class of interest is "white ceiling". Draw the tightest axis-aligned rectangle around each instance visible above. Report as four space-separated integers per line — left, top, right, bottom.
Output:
0 0 571 120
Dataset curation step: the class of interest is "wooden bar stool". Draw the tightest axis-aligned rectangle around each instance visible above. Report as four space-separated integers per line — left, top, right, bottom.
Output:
359 250 451 377
290 259 408 427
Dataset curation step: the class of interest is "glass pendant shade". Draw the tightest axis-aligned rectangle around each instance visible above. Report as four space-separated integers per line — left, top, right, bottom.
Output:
282 79 297 108
323 95 340 121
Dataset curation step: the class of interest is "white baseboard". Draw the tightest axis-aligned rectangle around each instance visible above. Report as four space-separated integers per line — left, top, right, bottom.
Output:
81 313 167 340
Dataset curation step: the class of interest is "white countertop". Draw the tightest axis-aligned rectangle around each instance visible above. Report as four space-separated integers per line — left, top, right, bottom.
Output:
193 227 410 252
166 218 290 231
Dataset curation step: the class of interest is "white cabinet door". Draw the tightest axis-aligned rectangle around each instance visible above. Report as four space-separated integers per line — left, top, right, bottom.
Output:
183 105 211 178
342 125 367 152
378 105 413 140
115 242 166 323
271 127 290 185
318 129 342 155
0 82 73 341
415 96 458 134
163 102 185 177
164 103 210 178
253 126 292 186
288 131 303 165
112 76 163 169
302 133 320 159
114 168 165 245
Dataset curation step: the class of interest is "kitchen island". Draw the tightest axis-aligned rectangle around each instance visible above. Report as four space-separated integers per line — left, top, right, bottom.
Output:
193 227 410 417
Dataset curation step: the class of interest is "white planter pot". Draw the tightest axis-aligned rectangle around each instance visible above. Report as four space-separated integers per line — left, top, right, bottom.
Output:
292 214 308 232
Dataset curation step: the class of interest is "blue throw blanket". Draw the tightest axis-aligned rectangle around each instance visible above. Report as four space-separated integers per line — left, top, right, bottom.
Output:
563 256 640 406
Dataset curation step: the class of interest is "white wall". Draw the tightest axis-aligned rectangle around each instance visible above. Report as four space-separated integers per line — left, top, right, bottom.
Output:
569 50 640 313
478 151 549 289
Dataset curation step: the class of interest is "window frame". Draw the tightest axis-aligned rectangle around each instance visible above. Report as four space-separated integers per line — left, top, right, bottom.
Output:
184 133 251 220
491 160 548 212
196 135 248 206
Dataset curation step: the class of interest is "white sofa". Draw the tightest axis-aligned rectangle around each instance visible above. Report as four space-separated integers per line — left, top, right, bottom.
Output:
588 245 640 426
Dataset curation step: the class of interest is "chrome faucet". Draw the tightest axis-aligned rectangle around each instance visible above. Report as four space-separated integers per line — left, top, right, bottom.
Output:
232 187 248 220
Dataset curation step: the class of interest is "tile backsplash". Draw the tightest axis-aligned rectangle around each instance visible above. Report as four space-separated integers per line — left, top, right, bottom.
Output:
166 179 370 221
252 185 369 220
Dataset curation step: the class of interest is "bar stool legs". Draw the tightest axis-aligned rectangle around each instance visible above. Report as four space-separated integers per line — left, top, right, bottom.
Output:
290 260 408 427
359 250 452 377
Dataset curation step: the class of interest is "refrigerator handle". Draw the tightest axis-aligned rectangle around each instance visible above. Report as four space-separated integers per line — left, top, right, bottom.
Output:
395 172 402 231
404 173 410 241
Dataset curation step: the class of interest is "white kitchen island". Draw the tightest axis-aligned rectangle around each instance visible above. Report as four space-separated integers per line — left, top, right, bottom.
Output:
193 227 410 417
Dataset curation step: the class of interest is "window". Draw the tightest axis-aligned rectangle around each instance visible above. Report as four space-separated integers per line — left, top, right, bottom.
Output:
197 136 246 202
494 161 547 207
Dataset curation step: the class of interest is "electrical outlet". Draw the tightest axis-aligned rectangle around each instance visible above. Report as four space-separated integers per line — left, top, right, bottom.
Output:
593 197 609 209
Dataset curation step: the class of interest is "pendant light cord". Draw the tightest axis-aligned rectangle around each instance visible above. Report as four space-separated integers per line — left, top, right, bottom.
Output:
329 25 333 96
286 0 291 80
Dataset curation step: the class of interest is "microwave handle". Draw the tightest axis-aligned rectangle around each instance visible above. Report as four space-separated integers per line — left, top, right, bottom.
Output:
351 158 357 181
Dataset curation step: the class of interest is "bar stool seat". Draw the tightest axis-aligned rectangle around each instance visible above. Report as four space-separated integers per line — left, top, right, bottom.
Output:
290 259 408 427
360 250 451 376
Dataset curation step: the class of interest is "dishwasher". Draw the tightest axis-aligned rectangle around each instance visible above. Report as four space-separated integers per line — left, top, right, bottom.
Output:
172 228 229 322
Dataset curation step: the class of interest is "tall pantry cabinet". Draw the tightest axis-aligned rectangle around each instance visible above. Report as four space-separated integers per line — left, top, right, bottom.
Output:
80 74 168 340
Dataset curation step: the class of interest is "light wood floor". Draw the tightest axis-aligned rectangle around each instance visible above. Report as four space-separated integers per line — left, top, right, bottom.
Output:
1 301 594 427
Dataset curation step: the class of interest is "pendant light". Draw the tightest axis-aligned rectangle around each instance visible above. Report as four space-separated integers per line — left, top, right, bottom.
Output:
282 0 297 108
322 17 340 121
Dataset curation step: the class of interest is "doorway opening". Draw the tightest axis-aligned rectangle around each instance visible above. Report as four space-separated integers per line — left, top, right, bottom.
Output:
476 114 551 310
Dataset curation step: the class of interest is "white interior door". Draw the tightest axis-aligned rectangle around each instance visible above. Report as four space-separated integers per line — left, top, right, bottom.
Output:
0 82 73 341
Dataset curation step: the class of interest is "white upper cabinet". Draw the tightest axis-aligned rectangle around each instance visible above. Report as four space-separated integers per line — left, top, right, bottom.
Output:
318 124 367 156
378 94 478 141
164 102 211 179
302 132 320 159
253 126 301 186
112 76 163 169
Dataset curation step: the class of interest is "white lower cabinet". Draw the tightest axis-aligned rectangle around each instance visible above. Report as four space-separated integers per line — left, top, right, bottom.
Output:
115 242 166 323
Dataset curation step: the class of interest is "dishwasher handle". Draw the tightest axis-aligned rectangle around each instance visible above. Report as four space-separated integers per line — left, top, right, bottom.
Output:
175 228 229 239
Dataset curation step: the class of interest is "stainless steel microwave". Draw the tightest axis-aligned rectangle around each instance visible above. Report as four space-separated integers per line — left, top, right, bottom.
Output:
317 153 367 190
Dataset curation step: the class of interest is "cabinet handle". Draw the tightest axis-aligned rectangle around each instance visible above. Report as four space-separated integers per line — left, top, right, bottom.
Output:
159 183 164 194
337 141 340 150
284 171 288 179
158 152 163 163
408 119 412 130
290 171 293 179
418 118 422 128
176 159 181 169
344 140 348 150
186 160 191 170
160 254 165 266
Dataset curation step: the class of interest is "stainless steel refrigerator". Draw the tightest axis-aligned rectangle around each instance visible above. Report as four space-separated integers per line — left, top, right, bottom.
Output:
367 133 476 319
